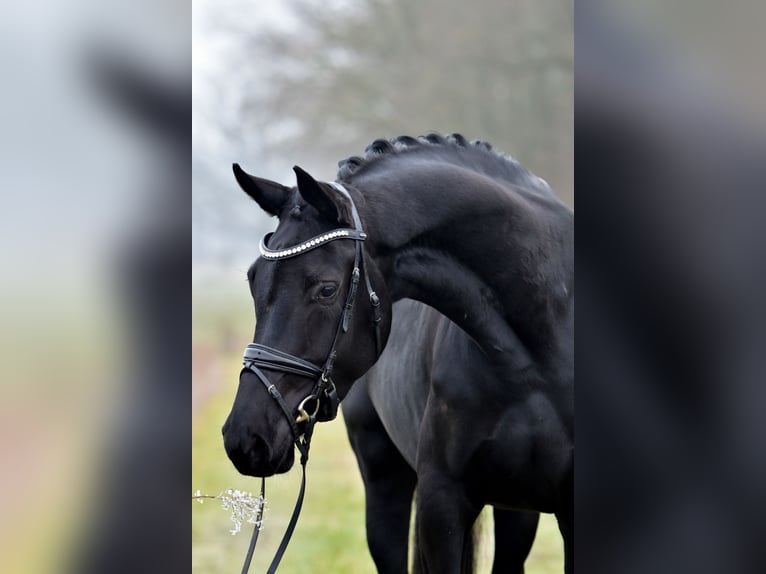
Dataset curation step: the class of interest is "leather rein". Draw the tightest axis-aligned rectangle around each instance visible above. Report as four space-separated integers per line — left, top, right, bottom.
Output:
239 182 382 573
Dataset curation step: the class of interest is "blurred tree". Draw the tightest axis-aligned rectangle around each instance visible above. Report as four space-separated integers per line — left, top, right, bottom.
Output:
237 0 573 202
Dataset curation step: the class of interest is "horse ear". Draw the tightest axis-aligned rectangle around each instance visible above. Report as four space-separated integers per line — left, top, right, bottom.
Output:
293 165 353 226
232 163 290 217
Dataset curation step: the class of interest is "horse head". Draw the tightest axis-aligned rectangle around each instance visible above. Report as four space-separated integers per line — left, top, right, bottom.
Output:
222 164 392 477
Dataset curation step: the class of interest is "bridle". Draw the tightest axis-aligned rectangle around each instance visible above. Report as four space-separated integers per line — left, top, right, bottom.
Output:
238 182 383 574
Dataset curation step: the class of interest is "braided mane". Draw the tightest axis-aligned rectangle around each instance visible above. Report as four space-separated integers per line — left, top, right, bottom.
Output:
337 133 553 197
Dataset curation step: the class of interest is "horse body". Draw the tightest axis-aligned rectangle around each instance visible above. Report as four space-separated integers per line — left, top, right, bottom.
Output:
344 298 543 573
340 139 574 571
353 298 570 512
223 134 573 572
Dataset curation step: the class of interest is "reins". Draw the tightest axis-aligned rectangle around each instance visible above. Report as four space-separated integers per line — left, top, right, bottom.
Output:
238 182 381 573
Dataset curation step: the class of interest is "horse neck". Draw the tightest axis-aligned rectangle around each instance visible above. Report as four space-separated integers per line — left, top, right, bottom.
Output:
354 165 573 378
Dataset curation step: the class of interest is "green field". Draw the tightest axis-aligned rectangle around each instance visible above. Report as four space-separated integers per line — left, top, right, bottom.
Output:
192 352 564 573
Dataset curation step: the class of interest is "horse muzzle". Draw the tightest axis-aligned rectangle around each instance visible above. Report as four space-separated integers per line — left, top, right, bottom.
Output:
222 415 295 477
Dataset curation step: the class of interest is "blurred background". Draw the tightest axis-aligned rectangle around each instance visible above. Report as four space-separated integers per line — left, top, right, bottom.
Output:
192 0 571 572
577 2 766 573
0 0 189 572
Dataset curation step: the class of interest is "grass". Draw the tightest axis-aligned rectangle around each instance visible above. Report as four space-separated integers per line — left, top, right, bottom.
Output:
191 353 564 573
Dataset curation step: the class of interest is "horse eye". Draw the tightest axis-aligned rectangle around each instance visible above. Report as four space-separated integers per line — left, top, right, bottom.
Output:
319 285 337 298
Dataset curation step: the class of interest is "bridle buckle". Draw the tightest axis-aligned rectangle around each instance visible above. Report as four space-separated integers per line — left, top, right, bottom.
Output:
295 394 321 424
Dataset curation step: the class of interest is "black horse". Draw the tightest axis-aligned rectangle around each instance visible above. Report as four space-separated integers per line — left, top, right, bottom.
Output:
223 134 574 572
343 298 540 573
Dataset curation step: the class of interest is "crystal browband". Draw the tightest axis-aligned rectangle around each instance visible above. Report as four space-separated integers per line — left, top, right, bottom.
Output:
259 228 367 260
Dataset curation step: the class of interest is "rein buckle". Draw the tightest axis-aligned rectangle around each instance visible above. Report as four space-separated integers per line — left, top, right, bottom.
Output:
295 394 320 424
